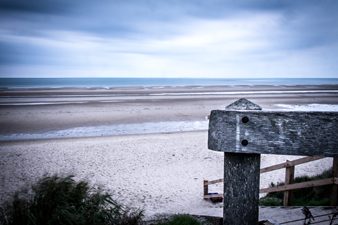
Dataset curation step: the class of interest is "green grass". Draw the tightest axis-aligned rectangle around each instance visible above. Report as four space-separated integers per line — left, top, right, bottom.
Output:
259 197 282 206
260 167 333 206
157 214 202 225
0 174 143 225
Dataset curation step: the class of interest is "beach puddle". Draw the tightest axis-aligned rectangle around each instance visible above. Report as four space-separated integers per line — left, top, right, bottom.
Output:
0 121 208 141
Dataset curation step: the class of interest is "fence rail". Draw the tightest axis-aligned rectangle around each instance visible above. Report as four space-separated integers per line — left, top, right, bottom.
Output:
204 156 338 206
259 177 338 193
260 156 324 174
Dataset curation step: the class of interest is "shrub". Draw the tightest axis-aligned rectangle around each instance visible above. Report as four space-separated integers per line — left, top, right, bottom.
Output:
0 174 143 225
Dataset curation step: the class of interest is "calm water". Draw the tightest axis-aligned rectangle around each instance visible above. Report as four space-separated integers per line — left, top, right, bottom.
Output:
1 78 338 88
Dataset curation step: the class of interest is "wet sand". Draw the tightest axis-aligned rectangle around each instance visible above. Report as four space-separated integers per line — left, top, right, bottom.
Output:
1 84 338 136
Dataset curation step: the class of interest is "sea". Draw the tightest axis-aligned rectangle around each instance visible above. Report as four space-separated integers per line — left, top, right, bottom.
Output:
1 78 338 88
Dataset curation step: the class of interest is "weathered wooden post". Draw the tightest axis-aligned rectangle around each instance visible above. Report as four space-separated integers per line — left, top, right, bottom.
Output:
208 98 338 225
284 160 294 206
209 98 262 224
204 180 209 197
331 158 338 206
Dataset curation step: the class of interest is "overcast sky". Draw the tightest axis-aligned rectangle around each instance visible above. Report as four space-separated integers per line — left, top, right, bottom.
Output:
0 0 337 78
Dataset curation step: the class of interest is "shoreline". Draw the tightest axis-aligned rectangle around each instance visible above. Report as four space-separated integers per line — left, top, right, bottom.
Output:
1 77 338 89
1 84 338 140
2 83 338 91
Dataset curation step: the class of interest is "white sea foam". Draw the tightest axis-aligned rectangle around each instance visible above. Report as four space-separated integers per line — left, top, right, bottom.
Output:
150 90 338 96
0 102 88 106
275 104 338 111
99 101 122 103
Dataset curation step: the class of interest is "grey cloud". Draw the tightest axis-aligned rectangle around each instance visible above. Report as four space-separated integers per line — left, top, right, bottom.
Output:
0 0 337 77
0 40 65 66
0 0 69 14
2 1 336 41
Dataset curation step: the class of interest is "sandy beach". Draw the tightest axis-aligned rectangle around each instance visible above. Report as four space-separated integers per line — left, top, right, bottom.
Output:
1 85 338 223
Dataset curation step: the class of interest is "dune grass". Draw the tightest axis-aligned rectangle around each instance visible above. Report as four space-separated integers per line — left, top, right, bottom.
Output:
0 174 143 225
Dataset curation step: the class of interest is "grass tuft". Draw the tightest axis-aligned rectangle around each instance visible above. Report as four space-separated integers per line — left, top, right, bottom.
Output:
0 174 143 225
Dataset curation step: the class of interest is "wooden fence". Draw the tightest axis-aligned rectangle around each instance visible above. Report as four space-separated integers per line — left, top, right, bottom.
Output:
204 156 338 206
208 98 338 224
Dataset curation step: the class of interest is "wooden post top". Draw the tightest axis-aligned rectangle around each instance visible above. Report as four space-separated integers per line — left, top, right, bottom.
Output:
225 98 262 111
208 98 338 157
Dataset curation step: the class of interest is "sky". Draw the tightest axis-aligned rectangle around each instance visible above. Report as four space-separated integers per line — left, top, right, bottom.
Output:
0 0 337 79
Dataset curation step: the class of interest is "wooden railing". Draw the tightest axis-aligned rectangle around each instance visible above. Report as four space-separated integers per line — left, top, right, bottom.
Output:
204 156 338 206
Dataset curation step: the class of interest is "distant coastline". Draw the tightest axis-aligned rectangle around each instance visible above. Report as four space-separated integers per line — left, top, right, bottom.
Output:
1 77 338 88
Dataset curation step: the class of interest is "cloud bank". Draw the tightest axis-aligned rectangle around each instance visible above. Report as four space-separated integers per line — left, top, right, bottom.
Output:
0 0 337 78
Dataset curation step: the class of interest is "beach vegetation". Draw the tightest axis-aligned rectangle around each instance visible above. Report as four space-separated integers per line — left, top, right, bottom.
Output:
259 167 333 206
0 174 143 225
156 214 202 225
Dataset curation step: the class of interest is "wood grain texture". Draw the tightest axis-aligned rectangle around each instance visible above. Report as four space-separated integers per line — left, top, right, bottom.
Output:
223 152 260 225
208 110 338 157
220 99 262 225
225 98 262 110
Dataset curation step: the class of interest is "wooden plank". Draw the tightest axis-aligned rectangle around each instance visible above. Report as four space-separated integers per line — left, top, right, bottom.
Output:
205 177 338 198
204 194 223 199
330 158 338 206
204 156 323 190
205 178 224 186
259 178 335 193
206 177 338 195
283 162 294 206
208 110 338 157
260 156 324 174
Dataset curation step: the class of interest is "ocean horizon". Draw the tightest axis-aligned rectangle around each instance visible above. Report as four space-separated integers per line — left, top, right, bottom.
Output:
1 78 338 88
